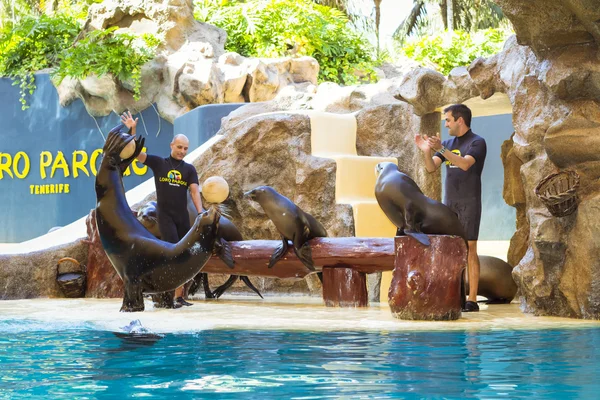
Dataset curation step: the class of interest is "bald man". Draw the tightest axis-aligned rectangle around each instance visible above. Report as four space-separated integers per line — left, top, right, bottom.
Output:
121 111 203 308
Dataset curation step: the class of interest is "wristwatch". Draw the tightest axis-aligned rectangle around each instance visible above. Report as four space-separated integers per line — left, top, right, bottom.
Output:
439 147 447 154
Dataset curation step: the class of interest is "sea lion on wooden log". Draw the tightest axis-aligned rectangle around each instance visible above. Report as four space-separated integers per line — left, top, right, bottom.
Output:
244 185 327 271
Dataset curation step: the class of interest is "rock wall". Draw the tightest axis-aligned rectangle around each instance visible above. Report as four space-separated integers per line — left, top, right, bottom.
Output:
467 0 600 318
0 240 88 300
56 0 319 123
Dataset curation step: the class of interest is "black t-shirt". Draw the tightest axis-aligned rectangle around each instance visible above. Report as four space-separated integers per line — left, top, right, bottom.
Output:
434 130 487 204
144 155 199 217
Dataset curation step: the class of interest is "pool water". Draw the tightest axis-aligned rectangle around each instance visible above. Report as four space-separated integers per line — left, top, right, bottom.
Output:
1 321 599 399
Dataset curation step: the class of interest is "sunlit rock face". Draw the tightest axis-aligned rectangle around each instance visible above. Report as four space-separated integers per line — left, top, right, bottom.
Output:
470 0 600 318
55 0 319 123
158 104 437 295
0 240 88 300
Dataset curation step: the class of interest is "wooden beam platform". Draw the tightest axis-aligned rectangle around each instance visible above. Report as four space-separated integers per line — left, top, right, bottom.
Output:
202 237 395 278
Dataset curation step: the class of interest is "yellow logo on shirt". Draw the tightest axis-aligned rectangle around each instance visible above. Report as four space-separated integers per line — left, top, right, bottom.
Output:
444 149 461 167
159 169 188 186
167 170 182 180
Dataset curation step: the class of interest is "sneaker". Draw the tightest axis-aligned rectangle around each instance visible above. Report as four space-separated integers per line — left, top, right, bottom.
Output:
175 297 193 307
462 300 479 312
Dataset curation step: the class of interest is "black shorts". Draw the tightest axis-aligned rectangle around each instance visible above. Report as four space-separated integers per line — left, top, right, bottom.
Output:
445 198 482 241
158 211 191 243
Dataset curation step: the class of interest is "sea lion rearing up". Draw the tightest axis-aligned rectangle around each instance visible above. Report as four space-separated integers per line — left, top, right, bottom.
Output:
244 185 327 271
375 162 466 246
95 129 221 312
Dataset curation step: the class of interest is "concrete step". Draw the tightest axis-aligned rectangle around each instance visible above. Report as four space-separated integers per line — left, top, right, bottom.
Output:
331 155 398 203
351 201 397 238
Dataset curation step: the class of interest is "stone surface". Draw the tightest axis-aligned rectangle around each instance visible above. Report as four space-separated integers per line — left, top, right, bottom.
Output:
56 0 320 122
355 104 442 200
389 236 467 321
467 1 600 317
0 239 88 300
85 209 124 298
494 0 600 58
501 134 528 267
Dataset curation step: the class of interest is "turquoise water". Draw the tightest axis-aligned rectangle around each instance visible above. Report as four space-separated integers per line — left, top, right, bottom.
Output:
1 321 599 399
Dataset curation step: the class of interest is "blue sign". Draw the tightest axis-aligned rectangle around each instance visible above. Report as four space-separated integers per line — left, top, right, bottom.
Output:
0 73 174 242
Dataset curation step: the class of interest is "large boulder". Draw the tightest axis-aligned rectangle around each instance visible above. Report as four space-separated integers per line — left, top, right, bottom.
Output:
465 0 600 317
0 239 88 300
56 0 319 122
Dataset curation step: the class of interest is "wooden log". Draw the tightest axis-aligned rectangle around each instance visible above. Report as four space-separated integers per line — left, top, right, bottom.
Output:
389 236 467 321
202 238 395 278
322 265 368 307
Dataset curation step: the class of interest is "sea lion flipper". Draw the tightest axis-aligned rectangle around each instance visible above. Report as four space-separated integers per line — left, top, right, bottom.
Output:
119 135 145 174
215 238 235 269
295 242 315 271
240 276 263 299
405 230 431 246
202 272 215 299
268 237 289 268
212 275 238 299
187 273 202 296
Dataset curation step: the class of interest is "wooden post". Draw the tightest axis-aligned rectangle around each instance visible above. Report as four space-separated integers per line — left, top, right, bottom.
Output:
389 236 467 321
322 265 368 307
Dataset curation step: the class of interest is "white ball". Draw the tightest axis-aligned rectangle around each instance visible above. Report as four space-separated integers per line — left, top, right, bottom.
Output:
202 176 230 203
120 139 136 159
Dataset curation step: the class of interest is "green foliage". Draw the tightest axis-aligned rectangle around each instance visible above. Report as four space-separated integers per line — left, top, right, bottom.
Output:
399 29 509 76
195 0 377 85
0 11 160 109
53 28 161 100
0 13 79 109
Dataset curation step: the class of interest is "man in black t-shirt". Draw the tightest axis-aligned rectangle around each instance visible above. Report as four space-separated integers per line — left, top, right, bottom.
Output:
415 104 487 312
121 111 203 308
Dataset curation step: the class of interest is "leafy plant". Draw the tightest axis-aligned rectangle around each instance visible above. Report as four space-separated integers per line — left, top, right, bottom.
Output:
0 13 79 109
0 11 161 109
398 28 509 75
195 0 377 85
53 28 161 100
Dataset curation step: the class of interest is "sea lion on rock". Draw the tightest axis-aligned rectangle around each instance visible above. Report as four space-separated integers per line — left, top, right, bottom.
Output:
136 197 262 299
375 162 466 246
95 128 221 312
244 185 327 271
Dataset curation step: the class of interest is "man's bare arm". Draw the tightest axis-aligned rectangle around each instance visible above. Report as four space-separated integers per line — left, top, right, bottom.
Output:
189 183 203 213
415 134 443 172
426 136 475 171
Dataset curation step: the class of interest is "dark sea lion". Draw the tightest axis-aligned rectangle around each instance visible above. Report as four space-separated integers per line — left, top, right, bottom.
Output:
375 162 466 246
244 185 327 271
95 128 221 312
136 197 262 299
468 255 517 304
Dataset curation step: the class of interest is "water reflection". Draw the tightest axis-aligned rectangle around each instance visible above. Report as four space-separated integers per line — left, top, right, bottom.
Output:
1 322 599 398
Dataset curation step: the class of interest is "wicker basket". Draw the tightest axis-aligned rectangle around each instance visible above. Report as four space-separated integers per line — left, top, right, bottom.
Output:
535 170 580 217
56 257 86 298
